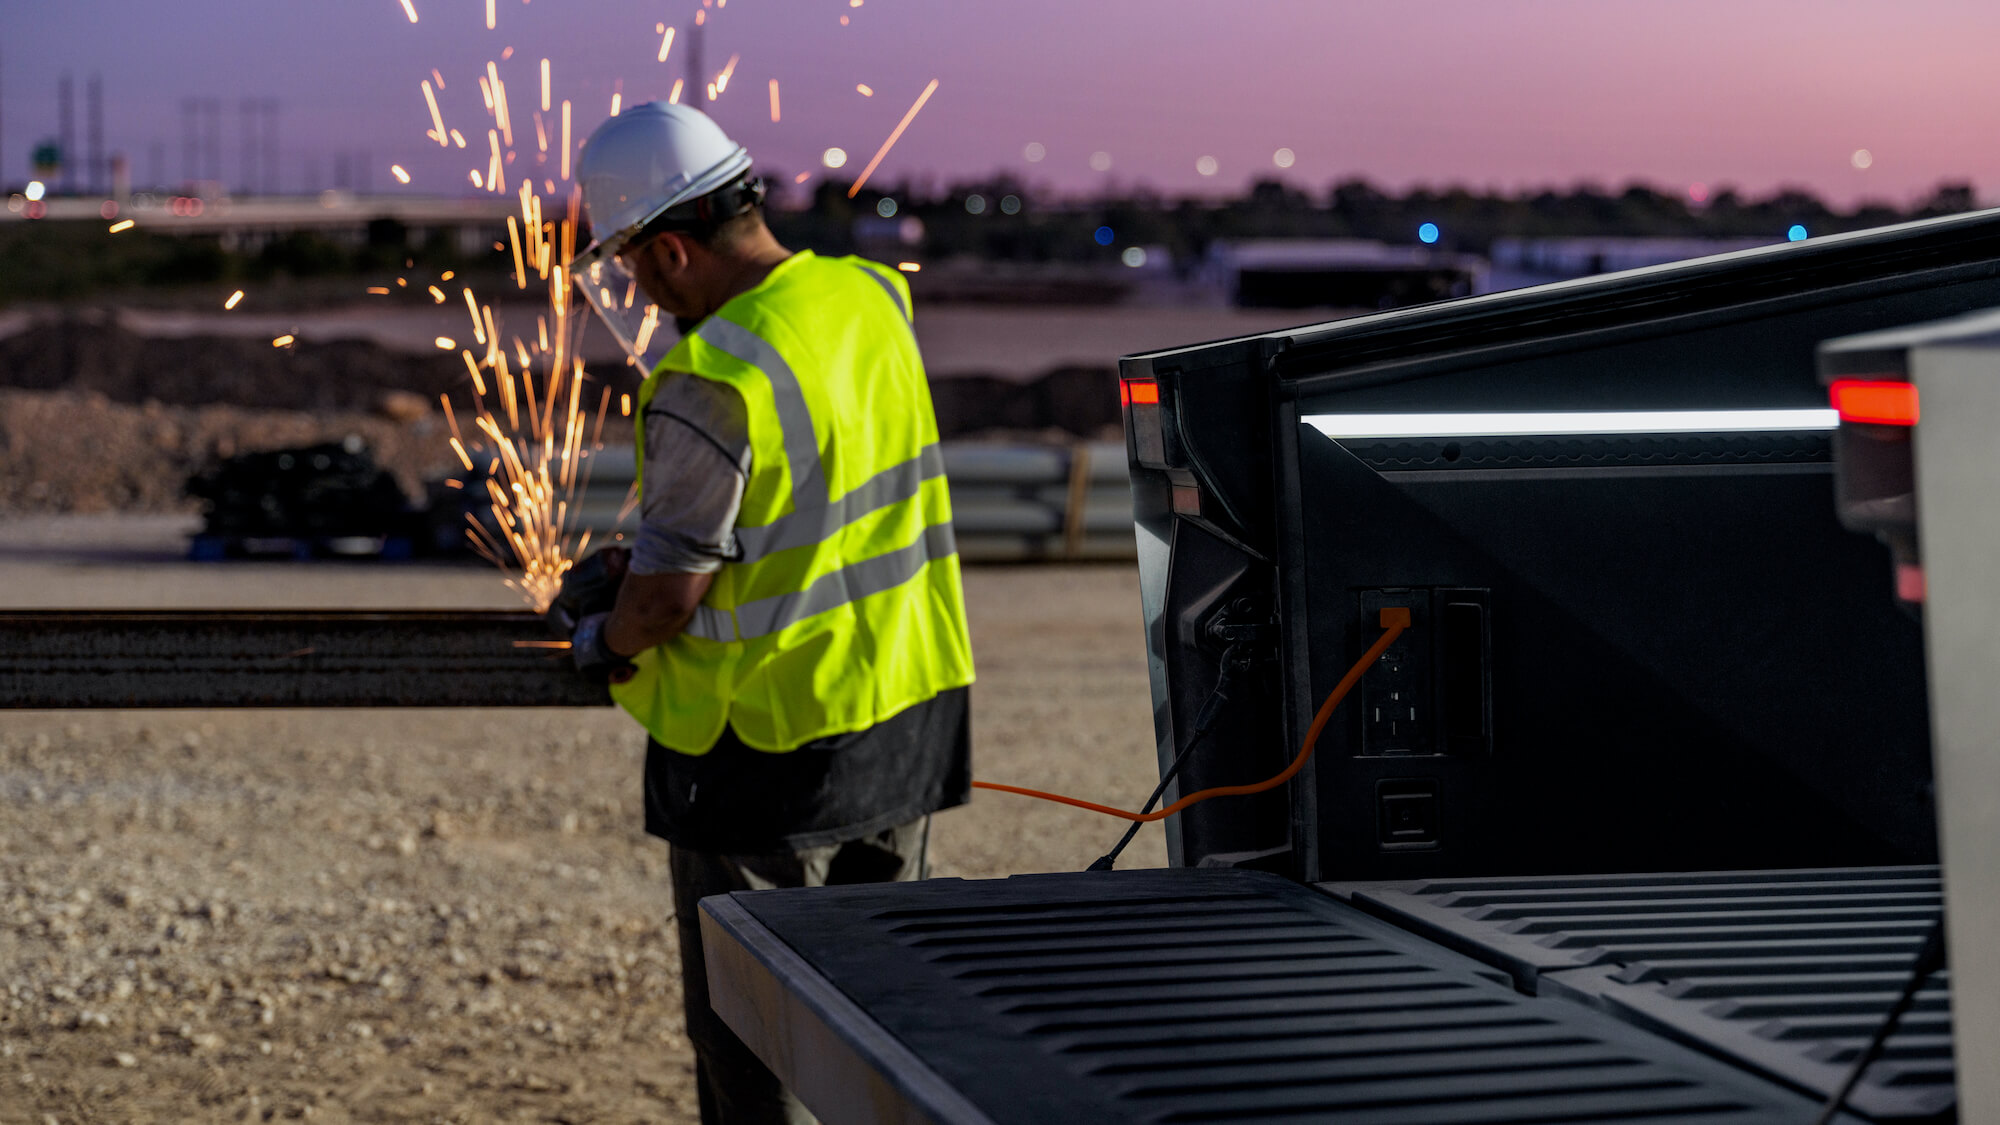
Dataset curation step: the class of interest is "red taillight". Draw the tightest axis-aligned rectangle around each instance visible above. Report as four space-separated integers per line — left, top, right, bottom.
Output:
1830 378 1920 426
1121 378 1159 407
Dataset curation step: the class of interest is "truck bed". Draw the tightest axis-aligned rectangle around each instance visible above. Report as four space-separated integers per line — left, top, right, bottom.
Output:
701 868 1888 1124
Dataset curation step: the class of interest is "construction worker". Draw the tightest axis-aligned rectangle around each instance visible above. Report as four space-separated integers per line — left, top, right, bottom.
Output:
552 103 975 1125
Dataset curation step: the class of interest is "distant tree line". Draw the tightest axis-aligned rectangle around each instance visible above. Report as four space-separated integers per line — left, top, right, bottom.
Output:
770 176 1983 267
1 176 1981 305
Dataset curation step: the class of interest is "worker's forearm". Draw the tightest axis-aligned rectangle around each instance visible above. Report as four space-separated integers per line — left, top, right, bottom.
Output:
604 570 713 656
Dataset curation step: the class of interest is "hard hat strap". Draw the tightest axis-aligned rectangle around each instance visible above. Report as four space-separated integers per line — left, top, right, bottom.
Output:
633 174 767 247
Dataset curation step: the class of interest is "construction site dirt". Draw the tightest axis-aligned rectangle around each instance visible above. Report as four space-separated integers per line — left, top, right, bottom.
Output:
0 533 1163 1123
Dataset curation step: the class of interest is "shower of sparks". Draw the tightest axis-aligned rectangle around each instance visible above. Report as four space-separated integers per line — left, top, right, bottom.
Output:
422 81 448 147
391 164 411 183
224 290 245 309
856 83 873 97
272 334 295 348
424 184 613 609
897 262 921 272
380 5 953 610
794 171 810 183
488 62 515 147
847 78 939 197
108 219 135 233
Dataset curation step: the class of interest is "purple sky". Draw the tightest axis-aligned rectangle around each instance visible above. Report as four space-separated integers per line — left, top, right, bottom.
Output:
7 0 1999 206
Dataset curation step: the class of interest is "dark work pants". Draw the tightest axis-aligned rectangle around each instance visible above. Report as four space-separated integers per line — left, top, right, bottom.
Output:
669 818 931 1125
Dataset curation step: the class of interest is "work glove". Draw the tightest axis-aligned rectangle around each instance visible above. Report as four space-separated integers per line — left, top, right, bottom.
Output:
569 611 637 686
546 546 636 684
546 545 630 633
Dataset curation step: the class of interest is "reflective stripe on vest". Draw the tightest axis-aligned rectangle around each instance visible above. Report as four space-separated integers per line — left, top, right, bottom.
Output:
614 249 972 755
854 264 913 323
684 521 957 642
692 303 943 564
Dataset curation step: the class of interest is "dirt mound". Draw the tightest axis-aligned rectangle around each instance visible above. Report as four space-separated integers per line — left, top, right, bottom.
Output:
0 312 471 414
0 388 457 515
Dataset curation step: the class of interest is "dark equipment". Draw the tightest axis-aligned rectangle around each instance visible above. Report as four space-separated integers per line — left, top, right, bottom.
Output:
185 439 421 559
700 209 2000 1123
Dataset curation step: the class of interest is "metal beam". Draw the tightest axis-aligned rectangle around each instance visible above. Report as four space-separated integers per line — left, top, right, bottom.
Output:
0 611 608 709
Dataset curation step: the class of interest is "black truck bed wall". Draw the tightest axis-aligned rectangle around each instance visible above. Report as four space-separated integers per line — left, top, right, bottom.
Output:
1118 208 2000 881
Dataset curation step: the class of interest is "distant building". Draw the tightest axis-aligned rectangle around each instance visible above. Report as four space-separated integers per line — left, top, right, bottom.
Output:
1203 239 1487 311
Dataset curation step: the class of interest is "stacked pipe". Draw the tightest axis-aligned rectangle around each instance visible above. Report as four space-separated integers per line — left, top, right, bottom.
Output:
573 441 1136 562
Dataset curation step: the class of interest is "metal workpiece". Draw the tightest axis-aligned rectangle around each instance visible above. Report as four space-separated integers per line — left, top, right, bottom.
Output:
0 610 609 709
703 868 1858 1125
1323 866 1955 1121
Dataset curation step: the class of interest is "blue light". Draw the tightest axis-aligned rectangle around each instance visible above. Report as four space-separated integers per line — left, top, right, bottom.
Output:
1093 225 1114 246
1787 224 1808 242
1417 222 1440 244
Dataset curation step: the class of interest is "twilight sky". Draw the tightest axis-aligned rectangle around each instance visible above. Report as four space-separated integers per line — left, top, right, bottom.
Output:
6 0 1998 206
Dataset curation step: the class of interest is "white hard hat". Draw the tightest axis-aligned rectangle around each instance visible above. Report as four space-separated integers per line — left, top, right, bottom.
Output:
575 102 752 256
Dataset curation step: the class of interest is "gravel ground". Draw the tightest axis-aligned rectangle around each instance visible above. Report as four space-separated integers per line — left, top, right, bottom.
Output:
0 545 1163 1124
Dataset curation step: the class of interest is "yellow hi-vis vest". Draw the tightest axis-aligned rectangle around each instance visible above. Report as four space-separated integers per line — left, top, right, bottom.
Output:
610 250 976 753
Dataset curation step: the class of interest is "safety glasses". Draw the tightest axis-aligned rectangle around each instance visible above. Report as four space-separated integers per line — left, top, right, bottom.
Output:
571 237 675 373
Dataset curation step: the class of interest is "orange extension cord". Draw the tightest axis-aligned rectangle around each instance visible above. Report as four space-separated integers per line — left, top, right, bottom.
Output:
971 607 1412 823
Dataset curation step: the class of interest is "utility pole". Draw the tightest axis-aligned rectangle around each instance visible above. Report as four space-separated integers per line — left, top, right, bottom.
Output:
57 74 74 192
240 98 257 196
261 100 279 195
181 99 197 186
207 99 224 184
686 19 703 105
86 75 103 195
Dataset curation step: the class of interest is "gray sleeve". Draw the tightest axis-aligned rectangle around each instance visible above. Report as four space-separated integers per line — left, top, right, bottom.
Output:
629 372 753 576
